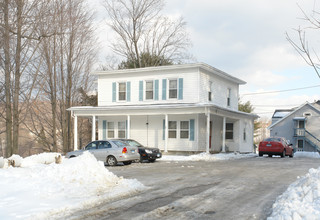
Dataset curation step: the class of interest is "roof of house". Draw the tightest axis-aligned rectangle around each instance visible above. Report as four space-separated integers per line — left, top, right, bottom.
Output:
92 63 246 85
269 101 320 129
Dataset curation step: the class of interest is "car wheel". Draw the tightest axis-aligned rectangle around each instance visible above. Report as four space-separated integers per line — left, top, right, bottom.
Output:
139 156 144 163
289 151 294 158
107 156 117 166
123 161 132 165
281 150 286 158
148 159 156 163
268 154 272 157
259 152 263 157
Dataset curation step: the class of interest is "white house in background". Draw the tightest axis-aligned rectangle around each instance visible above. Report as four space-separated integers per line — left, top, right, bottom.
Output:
68 63 258 153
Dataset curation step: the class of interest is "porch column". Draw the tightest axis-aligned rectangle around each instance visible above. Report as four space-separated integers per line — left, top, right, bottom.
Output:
92 115 96 141
74 115 78 150
222 117 226 152
206 111 210 153
127 115 131 139
165 114 168 152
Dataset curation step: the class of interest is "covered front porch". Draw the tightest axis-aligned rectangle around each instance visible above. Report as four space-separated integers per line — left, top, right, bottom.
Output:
68 104 257 153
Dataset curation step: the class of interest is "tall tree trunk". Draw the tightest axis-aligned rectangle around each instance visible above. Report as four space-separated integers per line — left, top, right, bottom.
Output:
4 0 13 157
12 0 23 155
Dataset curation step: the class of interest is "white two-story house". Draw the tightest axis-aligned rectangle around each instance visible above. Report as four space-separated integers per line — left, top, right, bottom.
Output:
69 63 258 153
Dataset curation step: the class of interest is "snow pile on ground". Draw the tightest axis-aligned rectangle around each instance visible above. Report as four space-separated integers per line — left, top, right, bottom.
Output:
294 151 320 158
268 167 320 220
160 152 257 162
0 152 145 219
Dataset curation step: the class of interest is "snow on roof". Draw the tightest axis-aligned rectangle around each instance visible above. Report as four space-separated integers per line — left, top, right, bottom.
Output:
272 110 292 118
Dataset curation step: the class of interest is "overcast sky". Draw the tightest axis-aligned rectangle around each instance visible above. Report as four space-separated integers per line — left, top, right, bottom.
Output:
94 0 320 119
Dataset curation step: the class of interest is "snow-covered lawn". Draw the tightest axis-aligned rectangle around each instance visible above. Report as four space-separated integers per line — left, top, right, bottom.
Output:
0 152 145 219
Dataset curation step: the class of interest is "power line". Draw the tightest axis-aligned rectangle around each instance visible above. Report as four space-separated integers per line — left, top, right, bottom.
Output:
241 84 320 96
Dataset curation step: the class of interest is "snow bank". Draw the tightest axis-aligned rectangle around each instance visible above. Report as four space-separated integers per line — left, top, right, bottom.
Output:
294 151 320 159
160 152 257 162
0 152 145 219
21 152 62 167
268 167 320 220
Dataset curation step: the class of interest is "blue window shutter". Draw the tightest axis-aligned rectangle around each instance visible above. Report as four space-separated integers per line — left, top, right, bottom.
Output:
178 78 183 100
190 119 195 141
162 79 167 100
112 82 116 102
163 119 165 140
103 120 107 139
155 80 159 100
139 81 143 101
126 81 131 101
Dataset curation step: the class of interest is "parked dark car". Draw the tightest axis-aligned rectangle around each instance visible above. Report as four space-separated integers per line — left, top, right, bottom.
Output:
65 140 140 166
116 139 162 162
259 137 294 158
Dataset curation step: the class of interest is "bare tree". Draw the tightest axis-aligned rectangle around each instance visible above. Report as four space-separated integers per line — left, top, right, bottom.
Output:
286 5 320 79
0 0 46 157
25 0 97 153
103 0 192 68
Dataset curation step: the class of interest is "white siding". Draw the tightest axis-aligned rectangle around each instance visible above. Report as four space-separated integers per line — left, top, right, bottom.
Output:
98 68 199 106
199 70 239 110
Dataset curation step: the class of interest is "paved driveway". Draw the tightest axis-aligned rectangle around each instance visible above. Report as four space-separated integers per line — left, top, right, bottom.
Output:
68 156 320 220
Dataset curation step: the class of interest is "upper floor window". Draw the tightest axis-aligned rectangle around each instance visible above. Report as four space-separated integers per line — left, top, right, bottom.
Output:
118 82 126 101
146 80 154 100
169 79 177 99
208 81 213 101
227 88 231 106
226 123 233 140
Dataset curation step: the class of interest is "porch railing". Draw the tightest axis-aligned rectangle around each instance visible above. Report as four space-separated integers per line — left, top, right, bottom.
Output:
305 130 320 152
294 128 305 137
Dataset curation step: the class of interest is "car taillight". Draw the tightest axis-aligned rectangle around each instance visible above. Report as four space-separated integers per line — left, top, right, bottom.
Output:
122 147 128 154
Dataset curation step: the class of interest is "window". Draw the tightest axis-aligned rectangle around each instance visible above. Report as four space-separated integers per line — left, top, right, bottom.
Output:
98 141 111 149
227 88 231 106
146 80 154 100
169 79 177 99
85 142 97 150
108 122 114 138
208 81 213 101
226 123 233 140
180 121 189 139
118 121 126 138
118 82 126 101
298 140 304 149
168 121 177 138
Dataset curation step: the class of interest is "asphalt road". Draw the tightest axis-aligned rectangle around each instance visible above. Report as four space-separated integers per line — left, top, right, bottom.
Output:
67 156 320 220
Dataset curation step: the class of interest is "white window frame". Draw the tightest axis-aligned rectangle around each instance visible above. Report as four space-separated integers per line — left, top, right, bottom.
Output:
107 122 115 138
118 82 126 101
168 121 177 138
145 80 154 100
227 88 231 106
169 79 178 99
180 121 189 139
118 121 126 138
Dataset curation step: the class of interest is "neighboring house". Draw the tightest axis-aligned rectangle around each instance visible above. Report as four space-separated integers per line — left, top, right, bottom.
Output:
68 63 258 153
269 101 320 152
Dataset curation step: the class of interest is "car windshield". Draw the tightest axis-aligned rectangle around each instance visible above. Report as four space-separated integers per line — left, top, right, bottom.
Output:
126 140 142 147
112 140 128 147
264 137 281 142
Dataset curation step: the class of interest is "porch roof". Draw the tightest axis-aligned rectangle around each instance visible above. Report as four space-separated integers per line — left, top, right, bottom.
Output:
68 103 258 120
